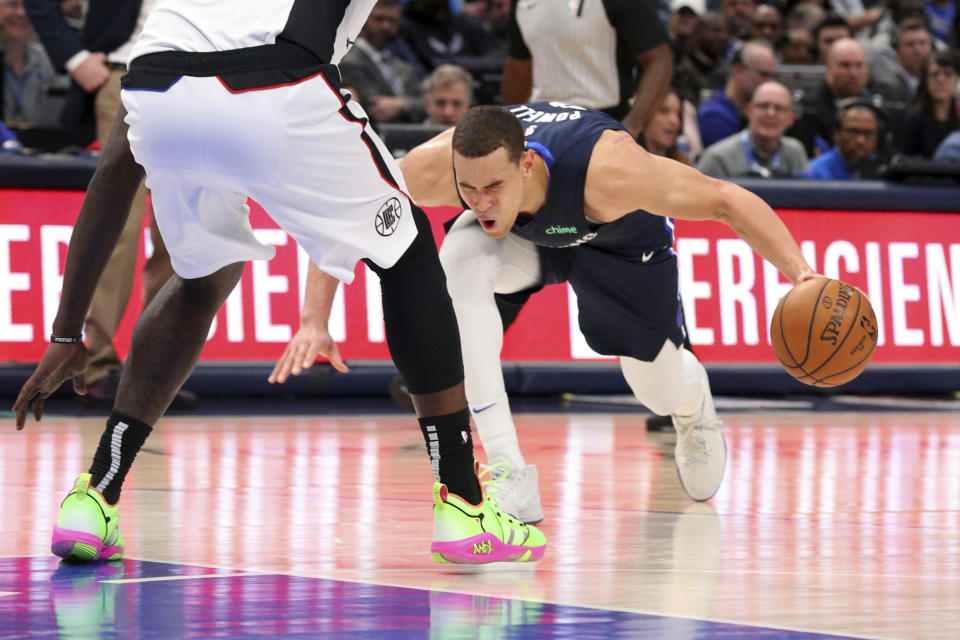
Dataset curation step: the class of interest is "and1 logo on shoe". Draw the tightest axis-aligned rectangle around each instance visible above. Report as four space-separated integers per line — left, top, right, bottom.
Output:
473 540 493 555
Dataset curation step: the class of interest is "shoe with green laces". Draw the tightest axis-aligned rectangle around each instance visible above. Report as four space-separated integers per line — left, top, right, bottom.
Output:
430 466 547 564
51 473 124 561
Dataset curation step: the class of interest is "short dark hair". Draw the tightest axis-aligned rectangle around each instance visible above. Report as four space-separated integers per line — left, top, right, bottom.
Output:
813 13 851 40
892 15 930 49
452 106 524 163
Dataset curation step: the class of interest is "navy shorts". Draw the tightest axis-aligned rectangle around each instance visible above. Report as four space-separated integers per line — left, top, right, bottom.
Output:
538 242 685 362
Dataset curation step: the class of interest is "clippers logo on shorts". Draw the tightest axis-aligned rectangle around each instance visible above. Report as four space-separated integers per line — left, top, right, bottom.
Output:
375 197 402 236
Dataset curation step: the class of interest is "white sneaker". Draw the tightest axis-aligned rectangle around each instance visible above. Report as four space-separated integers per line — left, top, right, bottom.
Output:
480 461 544 524
672 374 727 501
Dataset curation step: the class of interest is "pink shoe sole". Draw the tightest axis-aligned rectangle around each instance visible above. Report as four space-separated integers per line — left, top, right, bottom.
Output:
52 526 122 561
431 532 546 564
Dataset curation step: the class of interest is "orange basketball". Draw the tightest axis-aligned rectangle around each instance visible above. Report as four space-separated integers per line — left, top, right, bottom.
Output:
770 277 878 387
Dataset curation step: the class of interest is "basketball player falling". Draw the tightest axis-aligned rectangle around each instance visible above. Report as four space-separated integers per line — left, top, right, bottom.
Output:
13 1 545 565
280 103 819 524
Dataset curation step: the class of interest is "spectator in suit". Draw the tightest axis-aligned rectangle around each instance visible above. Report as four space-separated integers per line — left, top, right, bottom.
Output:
870 16 933 105
423 63 472 125
697 39 777 148
794 37 897 156
698 81 809 177
339 0 427 124
26 0 184 405
900 50 960 157
1 0 64 124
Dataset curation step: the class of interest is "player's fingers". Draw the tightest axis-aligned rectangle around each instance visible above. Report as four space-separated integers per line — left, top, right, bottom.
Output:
32 396 44 422
270 347 297 384
326 343 349 373
73 372 87 396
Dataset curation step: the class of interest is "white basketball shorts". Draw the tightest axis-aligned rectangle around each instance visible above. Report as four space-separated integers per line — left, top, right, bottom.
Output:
120 72 416 282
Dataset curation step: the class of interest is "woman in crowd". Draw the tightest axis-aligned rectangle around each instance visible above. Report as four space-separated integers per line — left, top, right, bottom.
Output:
900 51 960 158
641 87 700 163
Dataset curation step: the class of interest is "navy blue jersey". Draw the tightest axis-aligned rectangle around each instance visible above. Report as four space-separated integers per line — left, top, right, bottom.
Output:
506 102 675 253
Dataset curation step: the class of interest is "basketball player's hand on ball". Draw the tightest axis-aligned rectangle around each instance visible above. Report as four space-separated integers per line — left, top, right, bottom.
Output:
13 343 88 430
269 322 349 384
794 269 821 284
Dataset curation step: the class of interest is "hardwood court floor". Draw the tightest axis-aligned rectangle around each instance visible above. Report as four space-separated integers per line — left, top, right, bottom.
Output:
2 408 959 639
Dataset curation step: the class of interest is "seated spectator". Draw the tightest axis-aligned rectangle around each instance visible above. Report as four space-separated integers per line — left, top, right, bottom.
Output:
673 11 732 106
900 51 960 157
697 81 809 177
641 88 692 164
697 39 777 147
812 13 852 65
881 17 934 104
794 37 897 155
0 0 65 125
780 28 816 64
464 0 510 54
339 0 427 124
933 128 960 161
423 63 472 125
397 0 494 75
784 2 826 33
807 100 885 178
719 0 758 41
669 0 705 61
749 4 783 45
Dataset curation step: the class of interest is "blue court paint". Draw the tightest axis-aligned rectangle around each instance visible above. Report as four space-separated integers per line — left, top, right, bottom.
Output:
0 557 861 639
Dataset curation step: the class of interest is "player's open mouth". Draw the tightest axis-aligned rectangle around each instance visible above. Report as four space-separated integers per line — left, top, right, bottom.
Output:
480 219 496 230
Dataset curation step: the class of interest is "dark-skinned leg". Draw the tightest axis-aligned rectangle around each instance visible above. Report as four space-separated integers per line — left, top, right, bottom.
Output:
88 262 245 504
366 208 481 504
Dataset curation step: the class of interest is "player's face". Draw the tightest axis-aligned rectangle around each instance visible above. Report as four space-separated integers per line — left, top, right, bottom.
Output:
453 147 530 239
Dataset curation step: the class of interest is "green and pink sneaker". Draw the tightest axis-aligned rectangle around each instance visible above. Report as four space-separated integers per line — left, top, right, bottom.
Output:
51 473 124 562
430 472 547 564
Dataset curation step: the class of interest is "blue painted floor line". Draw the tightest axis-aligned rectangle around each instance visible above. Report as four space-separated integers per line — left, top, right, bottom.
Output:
0 557 868 640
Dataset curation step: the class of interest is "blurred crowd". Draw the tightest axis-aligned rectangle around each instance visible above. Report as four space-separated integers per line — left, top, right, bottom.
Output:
5 0 960 179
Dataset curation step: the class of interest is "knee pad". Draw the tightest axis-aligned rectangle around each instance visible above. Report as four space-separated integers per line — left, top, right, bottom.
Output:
364 206 464 394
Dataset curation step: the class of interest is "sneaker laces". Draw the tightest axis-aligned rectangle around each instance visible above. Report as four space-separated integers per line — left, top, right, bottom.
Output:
678 420 720 467
478 461 512 503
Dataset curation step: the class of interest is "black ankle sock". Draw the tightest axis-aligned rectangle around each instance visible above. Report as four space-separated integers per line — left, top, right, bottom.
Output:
88 411 153 505
418 408 481 504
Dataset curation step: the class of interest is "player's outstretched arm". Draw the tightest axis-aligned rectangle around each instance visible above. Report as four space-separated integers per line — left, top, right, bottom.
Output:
269 262 348 384
13 106 145 429
396 128 460 207
586 131 816 285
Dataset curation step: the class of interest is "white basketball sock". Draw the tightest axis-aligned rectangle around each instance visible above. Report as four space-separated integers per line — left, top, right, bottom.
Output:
470 395 526 471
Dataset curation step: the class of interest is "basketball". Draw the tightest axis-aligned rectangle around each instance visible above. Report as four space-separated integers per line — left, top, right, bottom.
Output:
770 277 878 387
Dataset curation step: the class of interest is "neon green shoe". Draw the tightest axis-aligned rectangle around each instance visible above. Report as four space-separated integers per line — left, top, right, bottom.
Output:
51 473 124 562
430 466 547 564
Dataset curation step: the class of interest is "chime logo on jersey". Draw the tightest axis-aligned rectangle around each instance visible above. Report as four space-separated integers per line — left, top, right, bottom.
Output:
524 125 538 136
375 197 402 236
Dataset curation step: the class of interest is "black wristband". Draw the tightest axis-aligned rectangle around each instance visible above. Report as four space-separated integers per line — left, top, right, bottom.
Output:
50 334 83 344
